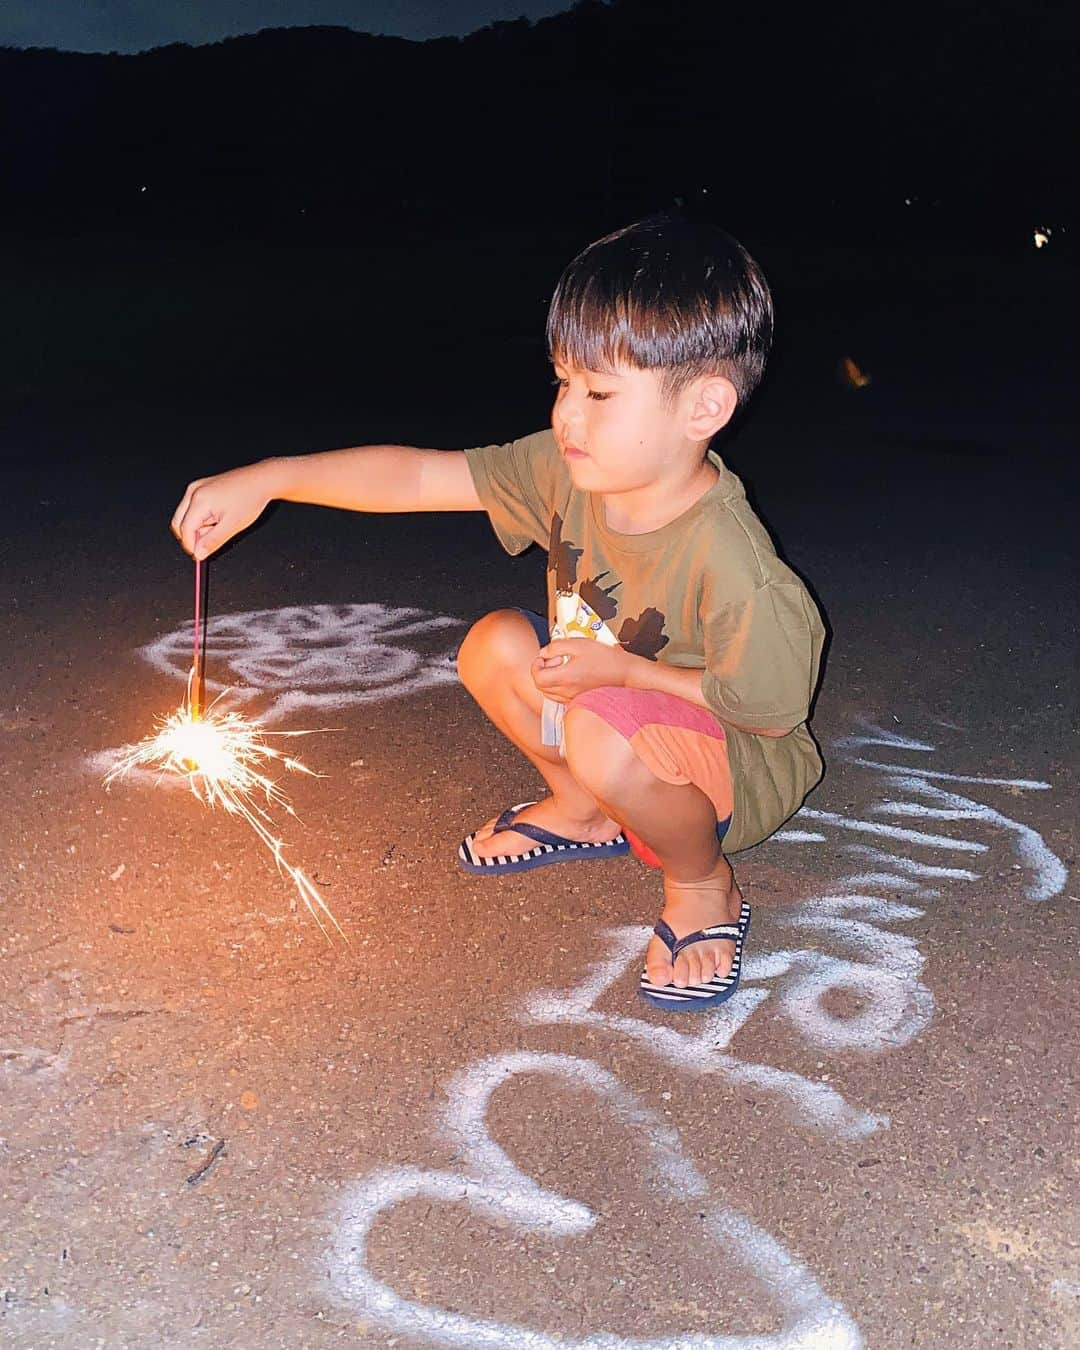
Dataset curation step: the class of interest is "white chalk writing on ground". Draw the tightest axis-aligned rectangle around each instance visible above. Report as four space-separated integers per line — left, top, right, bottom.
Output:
330 718 1065 1346
140 602 466 723
330 1051 863 1349
832 722 1062 902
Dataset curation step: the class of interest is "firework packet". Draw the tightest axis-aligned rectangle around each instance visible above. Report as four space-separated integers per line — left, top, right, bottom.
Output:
540 589 621 750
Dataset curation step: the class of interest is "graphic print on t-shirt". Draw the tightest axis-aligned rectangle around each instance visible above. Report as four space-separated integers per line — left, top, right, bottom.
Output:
548 513 670 661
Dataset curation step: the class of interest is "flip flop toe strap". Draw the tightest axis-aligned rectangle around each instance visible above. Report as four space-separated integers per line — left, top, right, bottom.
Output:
493 802 624 851
492 803 570 849
493 802 536 833
673 924 741 957
497 820 578 848
652 916 745 957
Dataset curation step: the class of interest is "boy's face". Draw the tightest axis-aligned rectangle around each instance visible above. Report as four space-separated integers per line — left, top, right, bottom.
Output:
550 358 716 496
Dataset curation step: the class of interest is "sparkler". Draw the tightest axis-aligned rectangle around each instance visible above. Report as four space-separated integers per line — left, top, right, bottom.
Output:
104 556 346 946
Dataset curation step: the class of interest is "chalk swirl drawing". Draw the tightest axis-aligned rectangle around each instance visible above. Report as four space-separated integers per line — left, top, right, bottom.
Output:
828 721 1065 903
328 719 1067 1346
330 1051 863 1349
139 602 466 723
520 894 929 1141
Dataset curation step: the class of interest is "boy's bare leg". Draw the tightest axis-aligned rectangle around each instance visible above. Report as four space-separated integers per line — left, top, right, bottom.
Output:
457 611 623 859
564 705 742 989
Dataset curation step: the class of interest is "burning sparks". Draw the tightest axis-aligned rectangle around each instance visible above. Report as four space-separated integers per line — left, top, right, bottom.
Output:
105 680 345 945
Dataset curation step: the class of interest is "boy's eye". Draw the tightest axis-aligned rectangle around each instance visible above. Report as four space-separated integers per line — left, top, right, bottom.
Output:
550 377 611 401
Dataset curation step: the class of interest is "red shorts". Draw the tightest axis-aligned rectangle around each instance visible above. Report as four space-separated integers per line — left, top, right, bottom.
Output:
569 686 733 840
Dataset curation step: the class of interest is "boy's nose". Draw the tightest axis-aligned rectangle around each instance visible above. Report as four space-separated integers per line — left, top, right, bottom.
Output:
556 419 583 454
555 396 584 441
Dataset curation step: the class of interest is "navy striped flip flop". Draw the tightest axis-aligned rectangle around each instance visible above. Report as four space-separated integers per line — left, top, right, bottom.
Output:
458 801 630 875
638 900 751 1011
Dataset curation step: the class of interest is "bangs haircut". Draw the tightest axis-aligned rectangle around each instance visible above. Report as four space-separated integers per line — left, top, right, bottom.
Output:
546 215 774 407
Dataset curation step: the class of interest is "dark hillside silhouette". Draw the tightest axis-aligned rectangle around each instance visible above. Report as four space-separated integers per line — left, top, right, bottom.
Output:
1 0 1073 242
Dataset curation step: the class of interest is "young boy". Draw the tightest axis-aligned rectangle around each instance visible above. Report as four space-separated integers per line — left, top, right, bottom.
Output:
171 216 825 1012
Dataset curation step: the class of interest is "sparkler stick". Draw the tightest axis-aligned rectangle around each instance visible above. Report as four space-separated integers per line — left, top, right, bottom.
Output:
190 551 205 718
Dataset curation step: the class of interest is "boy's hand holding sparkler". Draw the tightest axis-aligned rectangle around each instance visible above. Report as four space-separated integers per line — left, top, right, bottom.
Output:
171 460 278 559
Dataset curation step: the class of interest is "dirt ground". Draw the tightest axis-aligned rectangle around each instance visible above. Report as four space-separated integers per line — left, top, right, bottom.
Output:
1 279 1077 1348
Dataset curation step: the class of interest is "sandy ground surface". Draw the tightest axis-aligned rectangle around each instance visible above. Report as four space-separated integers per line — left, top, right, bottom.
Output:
1 335 1077 1349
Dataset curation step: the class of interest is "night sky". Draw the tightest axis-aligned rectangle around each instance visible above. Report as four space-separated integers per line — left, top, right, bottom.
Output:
0 0 576 53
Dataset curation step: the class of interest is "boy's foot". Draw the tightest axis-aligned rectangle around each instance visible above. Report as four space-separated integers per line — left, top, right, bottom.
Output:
467 798 624 862
645 865 744 989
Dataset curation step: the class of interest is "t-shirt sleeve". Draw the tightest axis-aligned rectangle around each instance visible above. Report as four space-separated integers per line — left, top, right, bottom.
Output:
701 581 825 731
463 428 565 555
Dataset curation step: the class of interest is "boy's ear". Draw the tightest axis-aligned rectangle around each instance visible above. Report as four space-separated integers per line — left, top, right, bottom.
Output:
685 375 738 441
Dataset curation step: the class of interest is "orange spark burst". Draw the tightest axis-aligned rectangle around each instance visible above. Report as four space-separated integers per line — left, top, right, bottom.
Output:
104 684 345 946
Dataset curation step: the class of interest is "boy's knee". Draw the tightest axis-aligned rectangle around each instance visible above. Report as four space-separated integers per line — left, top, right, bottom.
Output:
563 698 638 799
456 609 539 689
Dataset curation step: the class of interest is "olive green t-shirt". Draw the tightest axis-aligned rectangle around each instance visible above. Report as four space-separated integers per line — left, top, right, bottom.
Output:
464 428 825 851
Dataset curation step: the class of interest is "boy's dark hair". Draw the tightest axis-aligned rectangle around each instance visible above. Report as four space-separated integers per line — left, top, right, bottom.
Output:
546 215 773 407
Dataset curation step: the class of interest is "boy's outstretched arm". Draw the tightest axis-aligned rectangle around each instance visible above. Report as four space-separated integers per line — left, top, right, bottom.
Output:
171 445 483 558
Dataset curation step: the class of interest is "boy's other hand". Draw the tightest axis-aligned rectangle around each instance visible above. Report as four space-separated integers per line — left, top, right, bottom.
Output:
532 639 631 702
171 461 277 559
